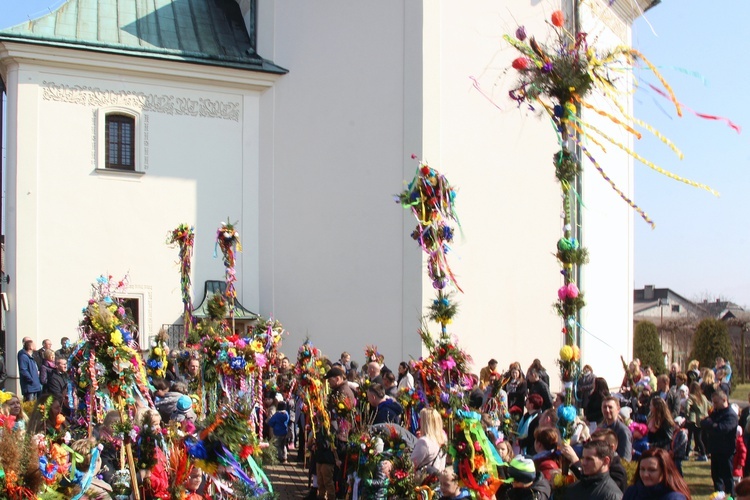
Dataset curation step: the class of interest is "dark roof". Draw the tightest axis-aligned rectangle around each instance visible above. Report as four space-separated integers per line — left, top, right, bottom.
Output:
0 0 286 73
193 280 258 320
701 300 744 318
633 286 694 307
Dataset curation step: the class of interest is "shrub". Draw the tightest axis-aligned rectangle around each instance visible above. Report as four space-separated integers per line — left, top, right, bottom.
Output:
689 318 733 379
634 321 666 375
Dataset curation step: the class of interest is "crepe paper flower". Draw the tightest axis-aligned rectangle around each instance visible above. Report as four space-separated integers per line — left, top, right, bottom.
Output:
557 404 577 424
515 26 527 40
572 345 580 361
559 345 573 362
255 353 267 367
110 330 123 346
566 283 579 299
551 10 564 27
250 339 264 353
512 57 531 70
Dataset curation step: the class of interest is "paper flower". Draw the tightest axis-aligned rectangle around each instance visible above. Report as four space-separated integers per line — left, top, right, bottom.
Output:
559 345 573 362
551 10 564 27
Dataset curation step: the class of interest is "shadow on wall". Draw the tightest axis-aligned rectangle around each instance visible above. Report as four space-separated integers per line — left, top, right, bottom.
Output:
120 0 259 62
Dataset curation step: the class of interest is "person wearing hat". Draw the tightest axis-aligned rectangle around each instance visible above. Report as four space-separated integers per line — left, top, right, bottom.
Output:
565 440 622 500
326 366 356 408
170 394 197 424
496 455 551 500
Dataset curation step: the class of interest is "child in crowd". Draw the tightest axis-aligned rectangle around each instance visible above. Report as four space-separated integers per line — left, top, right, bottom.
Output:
629 422 649 460
359 438 391 500
734 404 747 485
170 395 197 429
267 401 290 463
184 466 205 499
671 416 689 476
677 384 689 417
438 468 471 499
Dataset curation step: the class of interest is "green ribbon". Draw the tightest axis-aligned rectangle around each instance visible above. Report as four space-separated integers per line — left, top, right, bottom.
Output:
247 455 273 494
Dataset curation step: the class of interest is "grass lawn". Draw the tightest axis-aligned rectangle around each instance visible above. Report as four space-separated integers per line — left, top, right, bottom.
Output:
683 459 716 500
732 383 750 406
681 384 750 498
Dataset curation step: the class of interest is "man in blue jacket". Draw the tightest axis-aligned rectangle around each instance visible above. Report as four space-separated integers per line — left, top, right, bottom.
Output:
702 390 738 495
367 383 403 425
17 339 41 400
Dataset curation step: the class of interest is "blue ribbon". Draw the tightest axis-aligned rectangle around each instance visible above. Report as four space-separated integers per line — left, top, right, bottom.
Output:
70 446 101 500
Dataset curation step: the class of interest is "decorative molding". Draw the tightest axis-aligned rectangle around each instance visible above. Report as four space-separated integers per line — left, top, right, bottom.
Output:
585 0 628 42
144 114 150 170
41 81 241 122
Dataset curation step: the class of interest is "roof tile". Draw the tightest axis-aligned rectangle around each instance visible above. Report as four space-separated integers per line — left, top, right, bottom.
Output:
0 0 285 73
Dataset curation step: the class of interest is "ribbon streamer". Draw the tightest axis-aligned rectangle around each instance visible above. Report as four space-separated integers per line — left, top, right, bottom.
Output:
647 83 741 133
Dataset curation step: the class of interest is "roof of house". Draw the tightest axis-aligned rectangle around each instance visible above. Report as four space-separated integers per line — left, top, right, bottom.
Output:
634 301 660 314
702 300 744 318
193 280 258 320
0 0 286 73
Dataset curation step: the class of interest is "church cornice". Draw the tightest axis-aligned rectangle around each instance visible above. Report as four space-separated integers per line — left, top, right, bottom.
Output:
0 39 284 91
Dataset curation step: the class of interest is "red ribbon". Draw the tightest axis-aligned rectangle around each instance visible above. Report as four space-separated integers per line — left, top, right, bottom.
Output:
648 83 741 133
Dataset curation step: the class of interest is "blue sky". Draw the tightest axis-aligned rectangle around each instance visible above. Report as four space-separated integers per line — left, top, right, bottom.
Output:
1 1 747 305
632 1 749 306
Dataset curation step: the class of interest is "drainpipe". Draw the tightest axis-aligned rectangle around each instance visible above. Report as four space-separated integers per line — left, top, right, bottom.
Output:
0 76 4 389
573 1 583 353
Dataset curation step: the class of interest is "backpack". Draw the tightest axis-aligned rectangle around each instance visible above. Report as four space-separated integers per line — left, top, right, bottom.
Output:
671 427 689 460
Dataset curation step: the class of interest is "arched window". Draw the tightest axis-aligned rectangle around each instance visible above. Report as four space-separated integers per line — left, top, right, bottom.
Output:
105 114 135 170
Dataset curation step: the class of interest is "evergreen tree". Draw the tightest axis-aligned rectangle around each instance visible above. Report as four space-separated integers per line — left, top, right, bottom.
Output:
689 318 733 376
634 321 666 375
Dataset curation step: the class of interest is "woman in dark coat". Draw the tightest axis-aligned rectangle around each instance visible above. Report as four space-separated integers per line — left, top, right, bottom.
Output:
503 365 527 413
584 377 610 425
647 398 675 450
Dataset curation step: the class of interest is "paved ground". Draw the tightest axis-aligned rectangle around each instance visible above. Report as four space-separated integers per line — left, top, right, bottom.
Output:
265 460 311 499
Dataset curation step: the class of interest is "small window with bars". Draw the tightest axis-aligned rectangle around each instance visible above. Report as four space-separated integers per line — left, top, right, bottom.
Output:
105 114 135 170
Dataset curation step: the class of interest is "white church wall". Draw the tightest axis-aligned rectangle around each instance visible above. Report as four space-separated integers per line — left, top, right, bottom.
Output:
578 1 636 389
2 53 268 380
259 0 634 382
257 1 424 365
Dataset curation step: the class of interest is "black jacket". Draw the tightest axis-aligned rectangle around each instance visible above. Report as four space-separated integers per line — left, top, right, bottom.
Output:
496 472 551 500
702 405 738 456
527 380 553 410
570 455 627 492
566 472 623 500
45 370 68 398
504 378 528 411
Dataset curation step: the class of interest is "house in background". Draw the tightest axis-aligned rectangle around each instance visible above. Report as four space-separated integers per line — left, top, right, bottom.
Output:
1 0 657 392
634 285 704 323
634 285 749 374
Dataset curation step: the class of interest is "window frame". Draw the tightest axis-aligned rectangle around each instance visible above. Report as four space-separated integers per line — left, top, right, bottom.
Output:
105 114 136 170
96 107 144 174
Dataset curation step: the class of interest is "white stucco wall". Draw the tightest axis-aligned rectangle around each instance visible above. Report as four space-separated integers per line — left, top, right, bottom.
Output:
0 46 273 382
257 1 424 365
577 1 636 388
259 0 634 385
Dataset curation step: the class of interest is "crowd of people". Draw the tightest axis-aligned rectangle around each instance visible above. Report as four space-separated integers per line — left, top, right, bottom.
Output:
4 327 750 500
279 351 750 500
